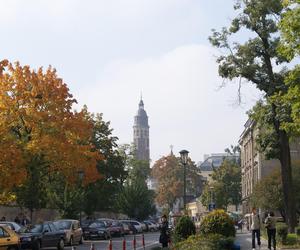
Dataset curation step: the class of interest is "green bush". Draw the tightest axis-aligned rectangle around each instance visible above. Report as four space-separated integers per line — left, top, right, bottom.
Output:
173 216 196 243
199 209 235 237
296 226 300 236
285 234 298 245
276 223 288 244
174 234 234 250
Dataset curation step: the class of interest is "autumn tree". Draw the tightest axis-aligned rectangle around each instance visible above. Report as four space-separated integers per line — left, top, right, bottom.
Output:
0 60 101 211
151 153 202 210
209 0 297 231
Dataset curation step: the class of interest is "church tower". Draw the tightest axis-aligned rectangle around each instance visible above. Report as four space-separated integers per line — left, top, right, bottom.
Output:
133 98 150 163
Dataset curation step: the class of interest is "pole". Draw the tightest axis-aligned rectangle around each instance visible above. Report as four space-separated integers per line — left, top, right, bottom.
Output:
183 162 186 211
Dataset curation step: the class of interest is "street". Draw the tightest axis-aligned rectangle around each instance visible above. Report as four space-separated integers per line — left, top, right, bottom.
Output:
65 232 160 250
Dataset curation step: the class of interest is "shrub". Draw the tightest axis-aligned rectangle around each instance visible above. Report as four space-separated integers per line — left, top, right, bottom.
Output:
285 234 298 245
276 223 288 244
199 209 235 237
173 216 196 243
174 233 234 250
296 226 300 236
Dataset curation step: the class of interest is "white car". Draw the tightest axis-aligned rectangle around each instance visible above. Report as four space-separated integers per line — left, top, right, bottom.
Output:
144 221 158 232
0 222 22 233
129 220 143 233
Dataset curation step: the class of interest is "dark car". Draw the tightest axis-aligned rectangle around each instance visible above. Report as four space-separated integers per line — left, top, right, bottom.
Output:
82 221 110 240
53 220 83 246
19 222 66 250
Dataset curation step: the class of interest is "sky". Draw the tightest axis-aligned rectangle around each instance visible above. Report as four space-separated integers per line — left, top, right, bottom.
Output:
0 0 262 164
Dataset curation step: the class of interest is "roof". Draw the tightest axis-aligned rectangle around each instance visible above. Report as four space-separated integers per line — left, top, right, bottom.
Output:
198 154 239 171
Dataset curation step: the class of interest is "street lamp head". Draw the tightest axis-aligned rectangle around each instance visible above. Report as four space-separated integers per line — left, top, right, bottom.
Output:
179 150 189 165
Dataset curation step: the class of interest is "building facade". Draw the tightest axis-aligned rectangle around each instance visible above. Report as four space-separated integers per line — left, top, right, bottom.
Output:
197 153 240 184
239 119 300 214
133 98 150 163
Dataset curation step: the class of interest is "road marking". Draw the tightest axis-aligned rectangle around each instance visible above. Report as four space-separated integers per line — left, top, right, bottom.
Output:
136 241 159 250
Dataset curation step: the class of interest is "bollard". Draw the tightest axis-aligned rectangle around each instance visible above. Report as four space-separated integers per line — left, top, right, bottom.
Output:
108 239 112 250
122 237 126 250
142 234 145 250
133 235 136 250
90 243 95 250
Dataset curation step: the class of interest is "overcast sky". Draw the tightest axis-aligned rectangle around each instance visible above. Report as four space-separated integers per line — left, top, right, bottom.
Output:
0 0 262 164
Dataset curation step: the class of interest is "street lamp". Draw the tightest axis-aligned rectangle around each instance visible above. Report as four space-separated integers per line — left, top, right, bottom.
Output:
77 170 85 224
209 186 215 211
179 150 189 211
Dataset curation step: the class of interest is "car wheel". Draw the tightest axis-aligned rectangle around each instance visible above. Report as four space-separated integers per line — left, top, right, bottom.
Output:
79 235 83 245
8 245 19 250
57 238 64 250
34 241 41 250
69 236 73 246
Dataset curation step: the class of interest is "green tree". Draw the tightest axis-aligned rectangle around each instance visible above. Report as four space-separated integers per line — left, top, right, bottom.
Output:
209 0 297 231
278 1 300 135
201 159 241 211
82 113 127 215
116 180 156 220
251 161 300 219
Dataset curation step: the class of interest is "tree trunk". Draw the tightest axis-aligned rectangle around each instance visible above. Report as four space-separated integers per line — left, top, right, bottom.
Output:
278 130 297 232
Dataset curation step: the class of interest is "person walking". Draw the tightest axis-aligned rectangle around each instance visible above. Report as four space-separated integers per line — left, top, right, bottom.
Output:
159 215 169 249
265 211 277 250
251 207 261 250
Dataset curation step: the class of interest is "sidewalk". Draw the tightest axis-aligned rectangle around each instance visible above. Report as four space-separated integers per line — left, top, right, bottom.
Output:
235 231 269 249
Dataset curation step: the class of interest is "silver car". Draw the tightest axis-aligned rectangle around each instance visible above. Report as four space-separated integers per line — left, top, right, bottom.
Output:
54 220 83 246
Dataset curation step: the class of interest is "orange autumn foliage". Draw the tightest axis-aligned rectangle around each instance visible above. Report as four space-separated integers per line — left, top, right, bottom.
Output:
0 59 102 190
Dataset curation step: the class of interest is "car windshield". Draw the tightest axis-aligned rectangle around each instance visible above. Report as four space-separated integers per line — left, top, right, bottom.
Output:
89 222 105 228
111 221 120 226
54 221 72 230
22 224 43 233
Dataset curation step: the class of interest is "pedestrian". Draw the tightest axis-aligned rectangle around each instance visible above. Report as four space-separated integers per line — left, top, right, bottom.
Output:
251 207 261 250
14 215 21 224
0 216 6 221
21 214 30 226
265 211 277 250
237 218 244 232
159 215 169 249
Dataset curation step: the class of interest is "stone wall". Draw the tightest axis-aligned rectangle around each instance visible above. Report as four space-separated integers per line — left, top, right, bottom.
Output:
0 205 127 224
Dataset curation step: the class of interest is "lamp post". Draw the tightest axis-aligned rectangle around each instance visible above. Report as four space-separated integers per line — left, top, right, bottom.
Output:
179 150 189 211
77 170 85 224
209 186 215 211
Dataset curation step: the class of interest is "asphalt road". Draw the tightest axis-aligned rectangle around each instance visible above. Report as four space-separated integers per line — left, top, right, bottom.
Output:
64 232 160 250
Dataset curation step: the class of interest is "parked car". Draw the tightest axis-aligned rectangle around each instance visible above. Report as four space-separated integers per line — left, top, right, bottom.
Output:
139 222 147 232
19 222 66 250
143 221 158 232
120 220 143 234
53 220 83 246
0 225 20 250
107 221 125 237
82 221 110 240
119 221 135 235
0 221 23 233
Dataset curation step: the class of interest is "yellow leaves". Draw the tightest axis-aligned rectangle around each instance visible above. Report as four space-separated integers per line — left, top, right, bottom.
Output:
0 59 102 192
